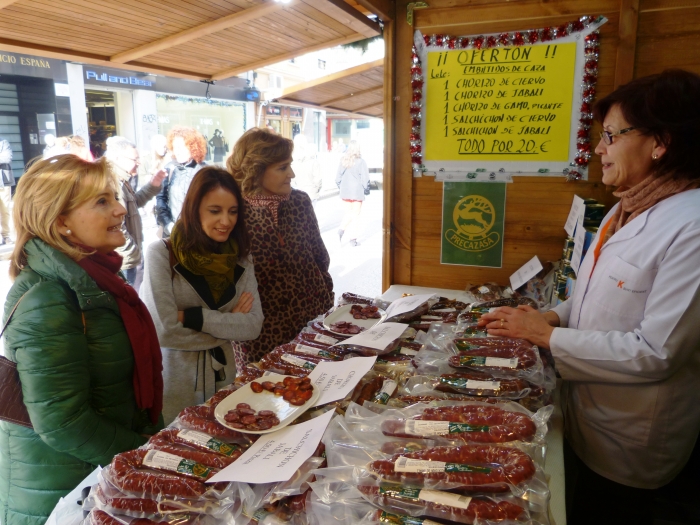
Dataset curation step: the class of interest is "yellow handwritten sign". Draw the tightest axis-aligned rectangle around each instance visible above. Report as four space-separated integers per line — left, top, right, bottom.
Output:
424 43 576 163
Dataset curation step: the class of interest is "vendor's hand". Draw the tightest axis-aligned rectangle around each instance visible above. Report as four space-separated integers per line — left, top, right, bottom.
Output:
477 305 555 350
150 168 167 187
177 310 184 324
232 292 254 314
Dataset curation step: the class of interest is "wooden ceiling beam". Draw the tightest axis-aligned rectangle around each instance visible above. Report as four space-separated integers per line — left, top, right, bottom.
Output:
280 58 383 96
301 0 381 38
352 0 394 21
273 97 380 118
210 33 366 80
110 2 287 64
319 84 383 105
350 99 383 112
0 0 19 9
0 38 208 80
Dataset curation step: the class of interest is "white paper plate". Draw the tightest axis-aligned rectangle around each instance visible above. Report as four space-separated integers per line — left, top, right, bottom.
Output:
323 304 386 336
214 373 320 435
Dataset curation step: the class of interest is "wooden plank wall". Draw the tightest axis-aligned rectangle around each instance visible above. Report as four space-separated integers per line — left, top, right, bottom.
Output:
383 0 700 291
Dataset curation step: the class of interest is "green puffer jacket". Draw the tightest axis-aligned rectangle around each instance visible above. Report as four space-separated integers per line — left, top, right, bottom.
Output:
0 239 161 525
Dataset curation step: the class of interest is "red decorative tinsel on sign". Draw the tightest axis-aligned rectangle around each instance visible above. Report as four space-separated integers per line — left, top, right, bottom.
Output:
410 15 604 181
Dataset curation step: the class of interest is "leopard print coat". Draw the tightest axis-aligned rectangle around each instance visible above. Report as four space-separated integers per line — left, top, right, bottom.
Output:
235 189 334 366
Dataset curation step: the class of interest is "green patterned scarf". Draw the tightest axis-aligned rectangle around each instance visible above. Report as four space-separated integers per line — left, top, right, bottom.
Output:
170 224 239 303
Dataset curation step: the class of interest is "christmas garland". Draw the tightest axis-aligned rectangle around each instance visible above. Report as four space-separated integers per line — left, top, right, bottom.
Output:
410 15 603 181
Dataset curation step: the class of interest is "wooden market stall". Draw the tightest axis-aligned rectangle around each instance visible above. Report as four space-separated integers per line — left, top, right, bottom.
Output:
379 0 700 291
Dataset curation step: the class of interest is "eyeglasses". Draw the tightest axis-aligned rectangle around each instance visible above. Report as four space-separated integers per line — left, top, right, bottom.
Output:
599 127 636 145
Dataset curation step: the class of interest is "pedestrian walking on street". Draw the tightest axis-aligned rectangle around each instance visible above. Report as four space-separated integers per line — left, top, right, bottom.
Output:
0 137 15 245
335 140 369 247
155 126 207 237
105 137 166 290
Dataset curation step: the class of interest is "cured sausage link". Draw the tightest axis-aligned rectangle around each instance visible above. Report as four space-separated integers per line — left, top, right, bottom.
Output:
144 441 237 469
368 445 536 492
178 407 246 441
359 486 528 524
381 405 537 443
110 449 209 498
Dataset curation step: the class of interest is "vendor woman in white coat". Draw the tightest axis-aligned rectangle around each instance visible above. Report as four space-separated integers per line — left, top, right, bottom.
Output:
480 69 700 525
141 167 263 423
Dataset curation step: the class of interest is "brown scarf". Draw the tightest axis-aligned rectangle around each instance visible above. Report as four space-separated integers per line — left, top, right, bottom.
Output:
608 172 700 239
244 193 290 227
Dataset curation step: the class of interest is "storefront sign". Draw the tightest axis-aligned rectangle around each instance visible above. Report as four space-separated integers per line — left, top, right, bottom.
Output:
412 16 607 180
441 182 506 267
86 70 153 86
0 52 66 80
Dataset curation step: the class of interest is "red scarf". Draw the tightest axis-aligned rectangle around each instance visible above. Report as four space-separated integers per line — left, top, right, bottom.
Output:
244 193 290 226
77 249 163 424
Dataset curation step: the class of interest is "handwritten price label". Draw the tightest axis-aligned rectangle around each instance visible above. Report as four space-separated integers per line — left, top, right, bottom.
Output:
425 42 577 163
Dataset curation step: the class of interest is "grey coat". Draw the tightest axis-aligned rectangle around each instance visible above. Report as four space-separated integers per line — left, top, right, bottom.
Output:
0 139 14 187
336 158 369 201
141 240 264 424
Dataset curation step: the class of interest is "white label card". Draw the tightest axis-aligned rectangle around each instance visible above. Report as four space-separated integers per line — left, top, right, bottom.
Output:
419 490 472 510
485 357 519 368
335 322 408 352
466 379 500 390
207 410 334 484
281 354 316 370
307 356 377 406
405 420 450 436
564 194 586 236
314 334 338 345
509 255 544 291
295 344 324 357
570 215 586 275
384 294 435 320
395 457 447 473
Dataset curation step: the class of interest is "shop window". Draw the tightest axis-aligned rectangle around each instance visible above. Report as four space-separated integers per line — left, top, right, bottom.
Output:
156 94 246 164
357 120 370 129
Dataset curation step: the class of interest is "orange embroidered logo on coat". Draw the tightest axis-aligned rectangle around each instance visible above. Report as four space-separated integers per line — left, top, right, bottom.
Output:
617 280 625 288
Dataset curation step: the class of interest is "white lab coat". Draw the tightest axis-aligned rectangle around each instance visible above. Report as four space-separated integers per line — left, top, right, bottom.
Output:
551 188 700 489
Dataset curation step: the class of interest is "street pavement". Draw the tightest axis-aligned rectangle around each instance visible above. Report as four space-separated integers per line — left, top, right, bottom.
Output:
0 187 384 355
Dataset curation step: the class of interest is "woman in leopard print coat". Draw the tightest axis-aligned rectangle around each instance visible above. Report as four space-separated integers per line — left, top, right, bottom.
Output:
227 128 334 366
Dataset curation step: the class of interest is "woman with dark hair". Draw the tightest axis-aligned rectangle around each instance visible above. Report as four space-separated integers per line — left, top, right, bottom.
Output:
227 127 333 368
141 166 263 423
479 69 700 524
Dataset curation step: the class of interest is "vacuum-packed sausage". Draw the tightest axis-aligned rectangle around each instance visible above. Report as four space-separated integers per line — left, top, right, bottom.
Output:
359 485 528 523
381 404 537 443
368 445 536 492
109 449 213 498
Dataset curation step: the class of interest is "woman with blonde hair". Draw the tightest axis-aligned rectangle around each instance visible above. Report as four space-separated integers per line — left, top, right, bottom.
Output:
226 127 333 367
335 140 369 246
0 155 163 525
